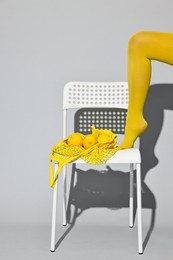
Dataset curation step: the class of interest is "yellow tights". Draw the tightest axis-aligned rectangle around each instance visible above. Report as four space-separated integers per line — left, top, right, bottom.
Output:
119 31 173 149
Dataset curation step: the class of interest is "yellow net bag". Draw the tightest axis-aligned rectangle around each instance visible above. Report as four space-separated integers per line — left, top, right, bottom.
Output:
49 126 119 188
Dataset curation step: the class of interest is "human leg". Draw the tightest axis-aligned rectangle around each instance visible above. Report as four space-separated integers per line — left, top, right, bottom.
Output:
120 31 173 148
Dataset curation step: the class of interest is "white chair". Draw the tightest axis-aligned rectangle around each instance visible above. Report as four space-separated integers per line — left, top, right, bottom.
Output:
50 82 143 254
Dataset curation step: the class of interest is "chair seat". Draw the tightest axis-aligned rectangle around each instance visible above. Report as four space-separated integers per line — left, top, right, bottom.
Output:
73 148 141 164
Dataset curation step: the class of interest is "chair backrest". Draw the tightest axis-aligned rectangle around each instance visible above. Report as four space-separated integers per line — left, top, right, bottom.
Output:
63 81 128 110
63 81 129 139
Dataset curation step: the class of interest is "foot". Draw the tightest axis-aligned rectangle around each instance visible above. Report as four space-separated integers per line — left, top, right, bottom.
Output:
118 116 148 149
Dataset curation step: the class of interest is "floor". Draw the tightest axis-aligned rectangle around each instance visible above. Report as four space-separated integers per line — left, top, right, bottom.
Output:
1 165 172 259
1 165 172 260
1 221 173 260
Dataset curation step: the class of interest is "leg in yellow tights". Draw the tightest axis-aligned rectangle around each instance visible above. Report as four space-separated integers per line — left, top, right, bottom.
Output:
119 31 173 149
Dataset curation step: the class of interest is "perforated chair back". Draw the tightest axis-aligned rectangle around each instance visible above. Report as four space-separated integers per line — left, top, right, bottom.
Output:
74 108 127 135
63 82 128 109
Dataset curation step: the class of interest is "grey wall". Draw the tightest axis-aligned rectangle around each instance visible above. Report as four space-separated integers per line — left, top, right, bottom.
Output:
1 0 173 228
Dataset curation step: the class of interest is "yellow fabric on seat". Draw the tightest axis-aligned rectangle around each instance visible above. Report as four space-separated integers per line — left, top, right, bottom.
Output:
49 126 119 188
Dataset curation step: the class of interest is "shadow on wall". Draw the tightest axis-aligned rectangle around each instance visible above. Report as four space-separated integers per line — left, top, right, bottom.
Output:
141 83 173 178
56 83 173 252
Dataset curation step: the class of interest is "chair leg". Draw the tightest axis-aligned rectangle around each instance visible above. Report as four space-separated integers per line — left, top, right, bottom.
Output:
62 166 67 226
136 163 143 254
129 163 134 228
50 164 58 252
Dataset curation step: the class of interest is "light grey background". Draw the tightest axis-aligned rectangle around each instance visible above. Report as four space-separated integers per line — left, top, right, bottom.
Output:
1 0 173 259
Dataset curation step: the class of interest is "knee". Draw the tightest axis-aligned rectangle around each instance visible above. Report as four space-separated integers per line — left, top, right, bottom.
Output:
128 31 148 52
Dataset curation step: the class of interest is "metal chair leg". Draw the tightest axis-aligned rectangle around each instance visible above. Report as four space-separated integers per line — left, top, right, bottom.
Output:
62 166 67 226
129 163 134 228
50 163 58 252
136 163 143 254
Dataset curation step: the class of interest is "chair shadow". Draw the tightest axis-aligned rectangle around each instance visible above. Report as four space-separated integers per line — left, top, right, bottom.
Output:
55 83 173 252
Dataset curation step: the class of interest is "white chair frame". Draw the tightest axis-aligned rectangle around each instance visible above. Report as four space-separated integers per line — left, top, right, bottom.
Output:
50 82 143 254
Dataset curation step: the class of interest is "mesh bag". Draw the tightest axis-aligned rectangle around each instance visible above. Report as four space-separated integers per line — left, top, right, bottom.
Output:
49 126 120 188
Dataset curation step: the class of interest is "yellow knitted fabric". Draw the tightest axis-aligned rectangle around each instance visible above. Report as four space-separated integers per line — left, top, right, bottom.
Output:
49 126 119 188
